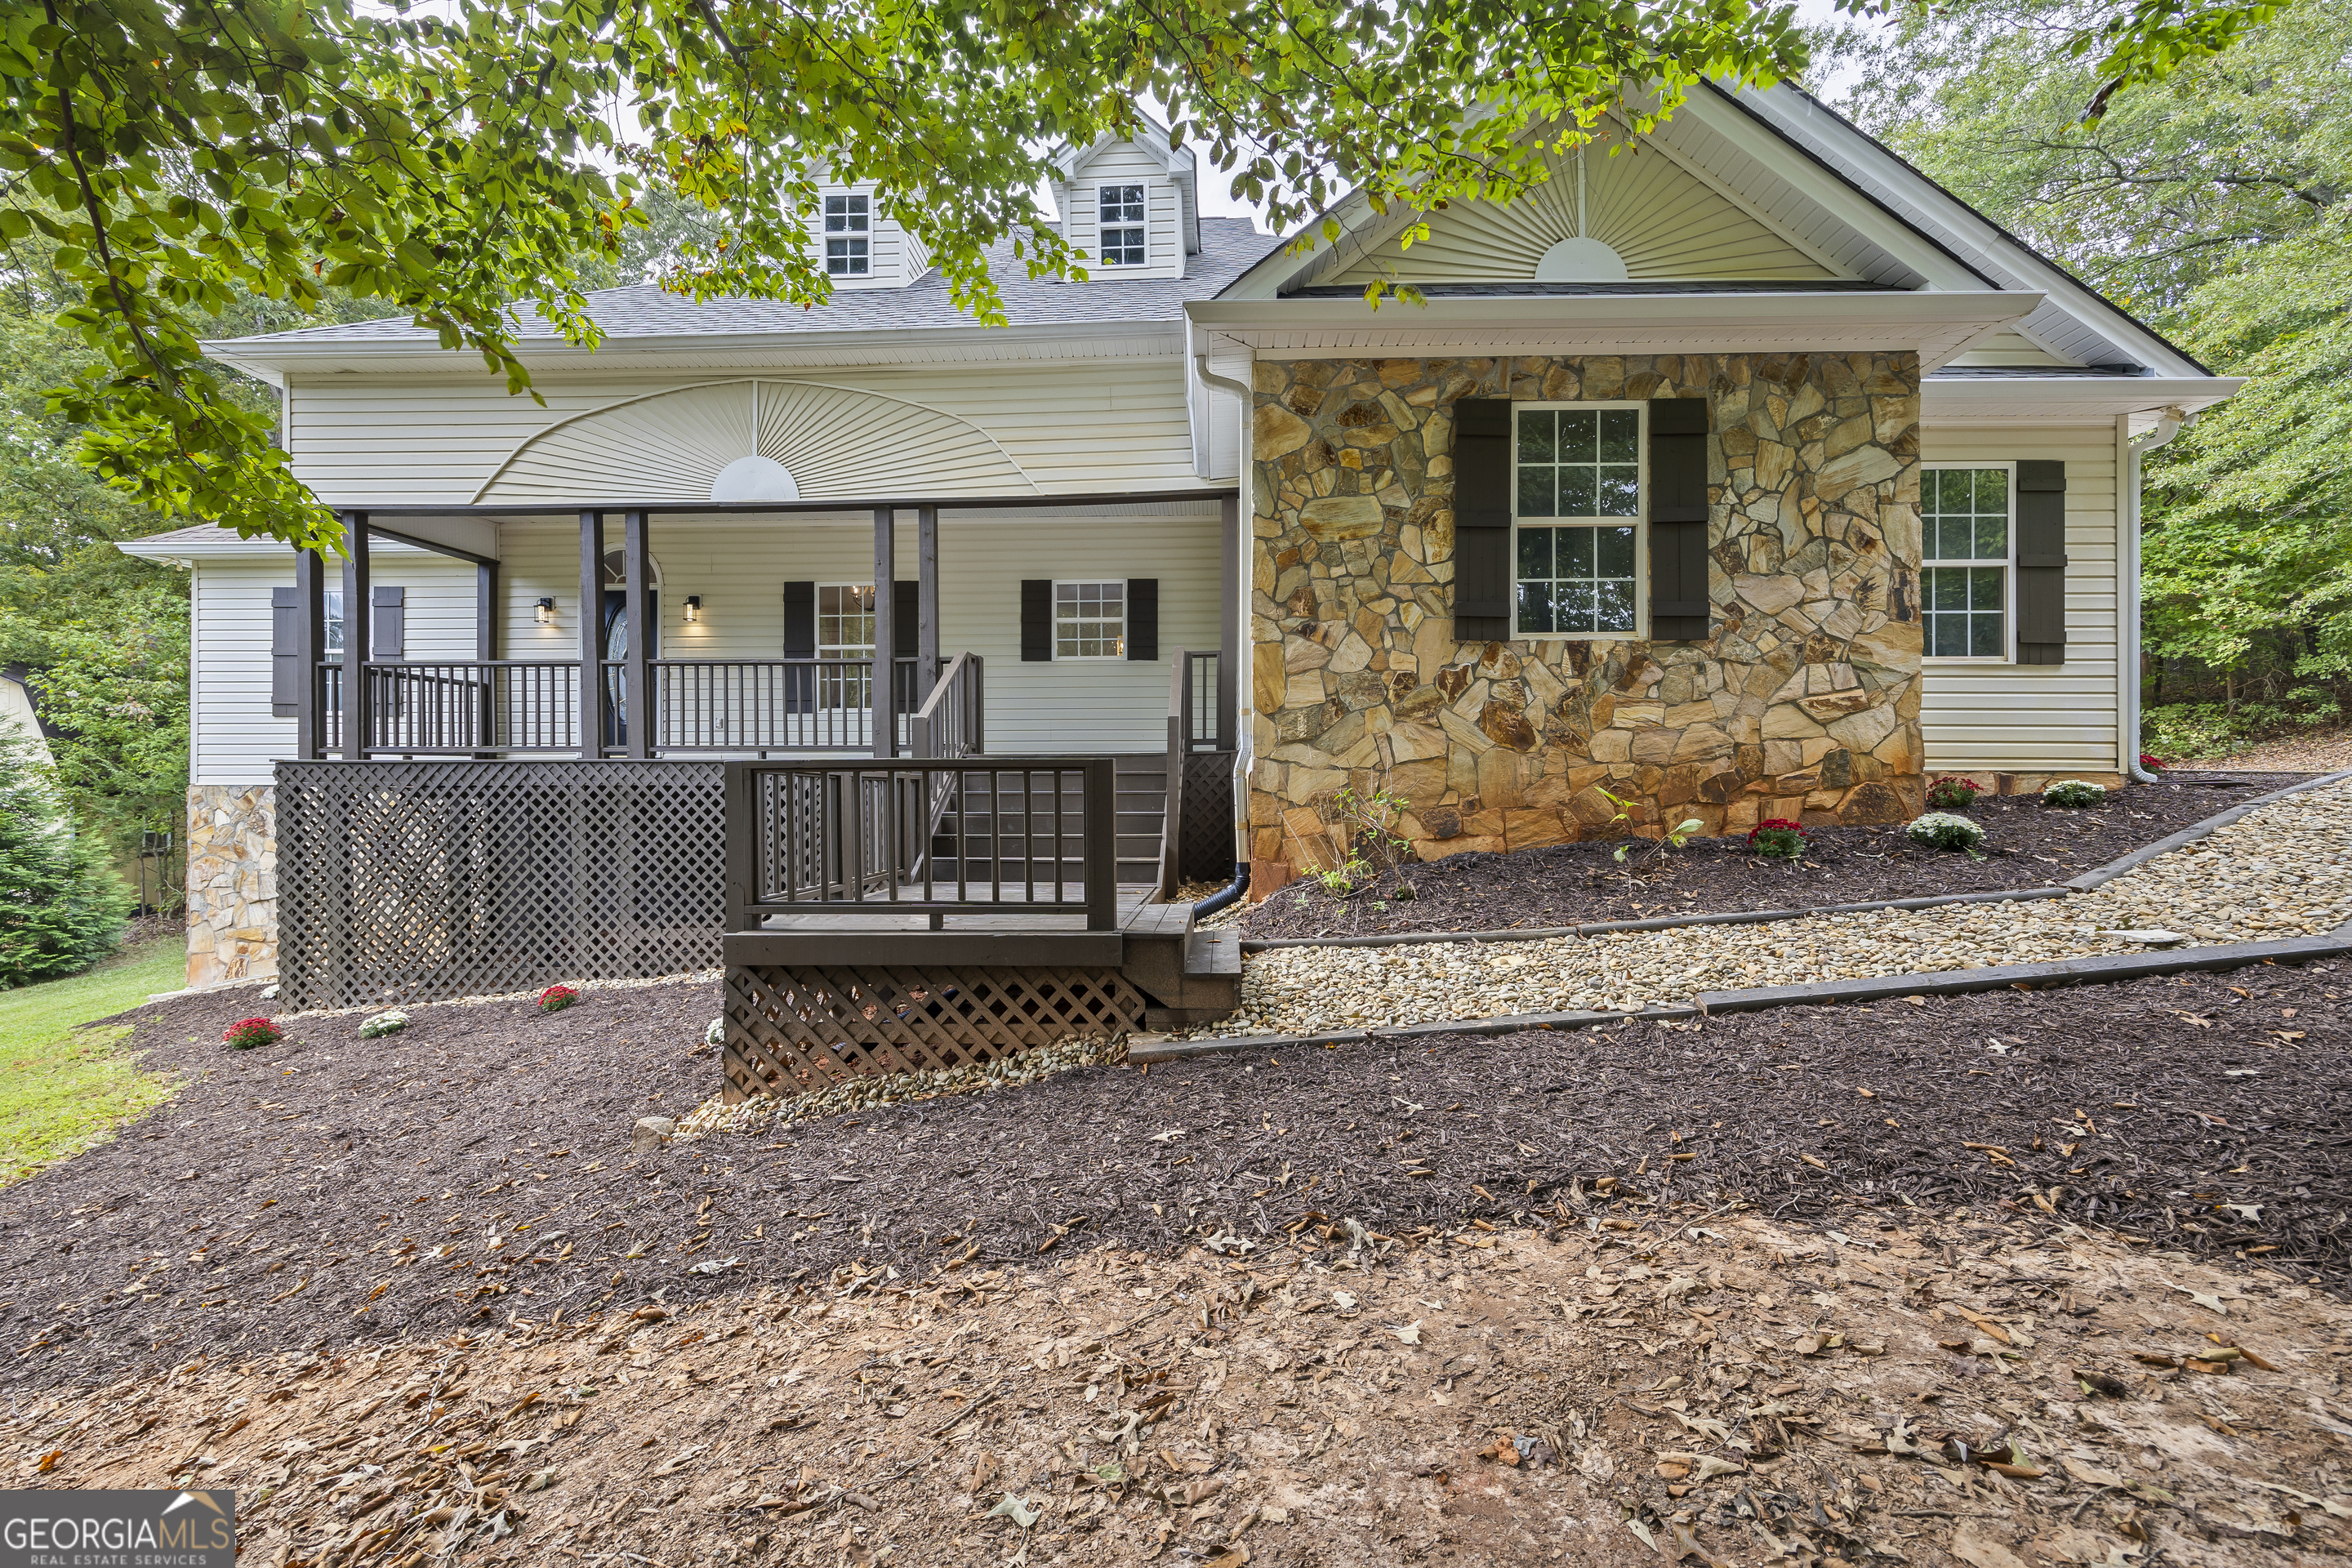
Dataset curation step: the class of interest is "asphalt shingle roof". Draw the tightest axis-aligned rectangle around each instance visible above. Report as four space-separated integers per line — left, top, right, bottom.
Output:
222 217 1275 347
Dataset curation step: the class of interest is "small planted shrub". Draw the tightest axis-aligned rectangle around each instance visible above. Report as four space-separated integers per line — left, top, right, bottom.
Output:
1906 813 1986 854
357 1009 409 1039
223 1017 281 1050
2043 778 2108 808
1746 818 1811 861
1925 774 1982 811
537 984 580 1013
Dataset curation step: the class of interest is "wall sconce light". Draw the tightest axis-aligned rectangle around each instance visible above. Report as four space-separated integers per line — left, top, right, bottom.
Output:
535 596 555 626
684 595 702 624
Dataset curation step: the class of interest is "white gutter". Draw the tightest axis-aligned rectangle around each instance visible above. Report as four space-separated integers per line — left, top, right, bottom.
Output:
2120 407 2189 782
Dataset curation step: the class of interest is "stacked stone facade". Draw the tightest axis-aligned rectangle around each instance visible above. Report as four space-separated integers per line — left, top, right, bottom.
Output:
186 783 276 987
1247 352 1925 893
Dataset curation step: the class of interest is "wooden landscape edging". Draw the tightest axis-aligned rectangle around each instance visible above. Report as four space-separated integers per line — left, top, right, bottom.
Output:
1126 924 2352 1064
1234 767 2352 957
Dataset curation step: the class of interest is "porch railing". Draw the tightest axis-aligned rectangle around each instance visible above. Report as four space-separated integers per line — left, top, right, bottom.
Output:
323 656 936 756
908 651 983 760
1178 649 1224 751
725 757 1119 930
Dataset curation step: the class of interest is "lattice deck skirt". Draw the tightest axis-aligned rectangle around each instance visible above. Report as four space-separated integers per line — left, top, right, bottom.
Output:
722 963 1145 1101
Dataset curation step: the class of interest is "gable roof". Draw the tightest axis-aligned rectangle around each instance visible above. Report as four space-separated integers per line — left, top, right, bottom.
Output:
1208 82 2219 385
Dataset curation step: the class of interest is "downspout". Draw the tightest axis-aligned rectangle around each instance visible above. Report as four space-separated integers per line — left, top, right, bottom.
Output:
1194 350 1256 908
2121 407 2188 783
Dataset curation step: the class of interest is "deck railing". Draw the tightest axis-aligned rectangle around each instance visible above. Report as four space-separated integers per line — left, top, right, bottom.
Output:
1178 649 1223 752
323 656 937 757
907 651 983 760
725 757 1119 930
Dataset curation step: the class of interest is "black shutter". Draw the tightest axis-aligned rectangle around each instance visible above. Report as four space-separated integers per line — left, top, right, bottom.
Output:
893 580 920 658
1125 578 1158 661
782 580 815 713
370 584 404 659
2015 461 2067 666
1450 398 1512 641
1021 579 1053 662
270 586 300 718
1648 399 1711 642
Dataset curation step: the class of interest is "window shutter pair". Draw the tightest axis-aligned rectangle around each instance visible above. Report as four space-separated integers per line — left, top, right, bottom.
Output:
2014 461 2068 665
1018 579 1158 661
271 584 399 717
1446 397 1712 642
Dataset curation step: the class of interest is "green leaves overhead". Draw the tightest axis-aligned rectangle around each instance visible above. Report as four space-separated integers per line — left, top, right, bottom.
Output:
0 0 1811 550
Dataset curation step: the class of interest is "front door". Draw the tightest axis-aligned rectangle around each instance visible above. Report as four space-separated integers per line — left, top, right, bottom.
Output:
601 588 657 746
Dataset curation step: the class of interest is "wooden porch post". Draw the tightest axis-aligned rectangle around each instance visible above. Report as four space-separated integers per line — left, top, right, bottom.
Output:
1218 495 1240 751
295 546 327 760
579 510 606 759
473 558 497 758
917 504 940 702
871 507 897 758
622 510 653 760
340 511 371 758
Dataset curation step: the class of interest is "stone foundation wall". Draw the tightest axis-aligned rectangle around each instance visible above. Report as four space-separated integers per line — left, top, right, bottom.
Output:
186 784 275 987
1247 352 1925 894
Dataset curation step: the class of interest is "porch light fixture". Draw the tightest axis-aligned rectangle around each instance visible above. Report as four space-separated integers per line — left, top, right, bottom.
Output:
684 595 702 623
535 596 555 625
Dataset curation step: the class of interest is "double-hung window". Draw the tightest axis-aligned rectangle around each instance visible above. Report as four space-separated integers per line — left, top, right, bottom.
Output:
1922 466 2011 659
817 583 875 706
1054 581 1125 658
824 194 870 276
1513 404 1642 636
1098 185 1146 266
323 589 345 662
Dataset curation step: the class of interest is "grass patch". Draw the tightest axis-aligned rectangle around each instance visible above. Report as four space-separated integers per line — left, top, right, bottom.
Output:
0 934 187 1184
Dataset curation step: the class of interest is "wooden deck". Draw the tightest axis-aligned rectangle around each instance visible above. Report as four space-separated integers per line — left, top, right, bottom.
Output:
724 886 1182 967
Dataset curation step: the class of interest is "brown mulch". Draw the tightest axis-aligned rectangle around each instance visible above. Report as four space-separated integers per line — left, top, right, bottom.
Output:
2 958 2345 1393
1238 773 2313 939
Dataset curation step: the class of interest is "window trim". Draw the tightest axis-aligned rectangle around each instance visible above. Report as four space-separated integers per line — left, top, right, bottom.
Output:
814 581 877 658
824 193 871 278
1050 578 1128 661
1920 461 2016 664
1095 182 1147 268
1509 400 1649 641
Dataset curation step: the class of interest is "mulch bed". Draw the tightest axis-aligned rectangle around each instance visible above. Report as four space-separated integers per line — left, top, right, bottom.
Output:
1237 772 2315 939
2 955 2344 1389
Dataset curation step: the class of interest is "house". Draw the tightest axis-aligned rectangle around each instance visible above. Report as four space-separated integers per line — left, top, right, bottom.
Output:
124 88 2235 1058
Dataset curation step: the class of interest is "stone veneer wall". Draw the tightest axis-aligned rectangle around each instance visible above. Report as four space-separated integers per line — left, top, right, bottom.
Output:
186 784 276 987
1247 352 1925 893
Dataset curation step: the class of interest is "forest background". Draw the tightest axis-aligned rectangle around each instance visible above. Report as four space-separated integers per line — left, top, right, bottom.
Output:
3 0 2344 902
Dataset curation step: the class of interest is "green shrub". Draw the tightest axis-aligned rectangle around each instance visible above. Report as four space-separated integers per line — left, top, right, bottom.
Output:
1906 813 1985 853
0 736 131 989
2043 779 2107 808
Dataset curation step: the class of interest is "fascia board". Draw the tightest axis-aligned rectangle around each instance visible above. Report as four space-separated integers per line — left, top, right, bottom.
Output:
114 529 453 562
1187 289 2038 344
203 318 1186 377
1923 376 2243 421
1732 86 2211 378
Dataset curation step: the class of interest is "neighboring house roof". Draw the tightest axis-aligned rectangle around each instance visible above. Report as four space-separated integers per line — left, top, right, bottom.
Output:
206 217 1277 376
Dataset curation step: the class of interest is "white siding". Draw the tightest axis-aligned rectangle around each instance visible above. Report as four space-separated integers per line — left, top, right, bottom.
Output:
496 510 1222 751
1918 425 2121 776
285 359 1201 506
189 545 482 786
1059 144 1187 280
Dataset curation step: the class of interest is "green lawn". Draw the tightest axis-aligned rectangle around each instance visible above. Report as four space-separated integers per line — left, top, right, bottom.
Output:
0 934 188 1184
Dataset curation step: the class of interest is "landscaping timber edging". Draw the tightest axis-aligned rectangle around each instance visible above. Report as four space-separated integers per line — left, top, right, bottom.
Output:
1232 768 2352 956
1125 924 2352 1065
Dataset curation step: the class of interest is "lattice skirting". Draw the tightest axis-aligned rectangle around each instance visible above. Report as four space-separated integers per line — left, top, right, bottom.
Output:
276 760 724 1010
1177 751 1236 884
722 963 1145 1101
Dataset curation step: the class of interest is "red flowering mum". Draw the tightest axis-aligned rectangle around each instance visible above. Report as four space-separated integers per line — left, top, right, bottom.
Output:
1746 818 1811 860
537 984 580 1013
223 1017 280 1049
1926 774 1983 810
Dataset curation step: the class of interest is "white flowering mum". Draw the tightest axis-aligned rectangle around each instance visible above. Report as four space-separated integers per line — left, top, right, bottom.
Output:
357 1009 410 1039
706 1016 726 1047
1905 812 1986 852
2043 778 2108 807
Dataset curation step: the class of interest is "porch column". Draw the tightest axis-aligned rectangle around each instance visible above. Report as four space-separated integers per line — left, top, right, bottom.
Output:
579 510 606 759
295 546 327 760
1218 495 1240 750
871 507 897 758
340 511 371 759
916 505 940 701
473 558 497 759
621 510 653 760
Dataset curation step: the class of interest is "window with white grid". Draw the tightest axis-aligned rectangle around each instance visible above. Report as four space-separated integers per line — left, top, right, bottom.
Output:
824 194 870 276
1054 581 1125 659
1098 185 1145 266
1922 466 2011 660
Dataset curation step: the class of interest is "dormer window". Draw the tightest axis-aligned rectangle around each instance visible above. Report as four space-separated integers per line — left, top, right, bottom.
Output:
1098 185 1146 266
824 194 870 276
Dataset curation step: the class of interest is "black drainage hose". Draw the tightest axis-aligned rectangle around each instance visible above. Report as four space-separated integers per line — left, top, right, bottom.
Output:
1192 861 1250 919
